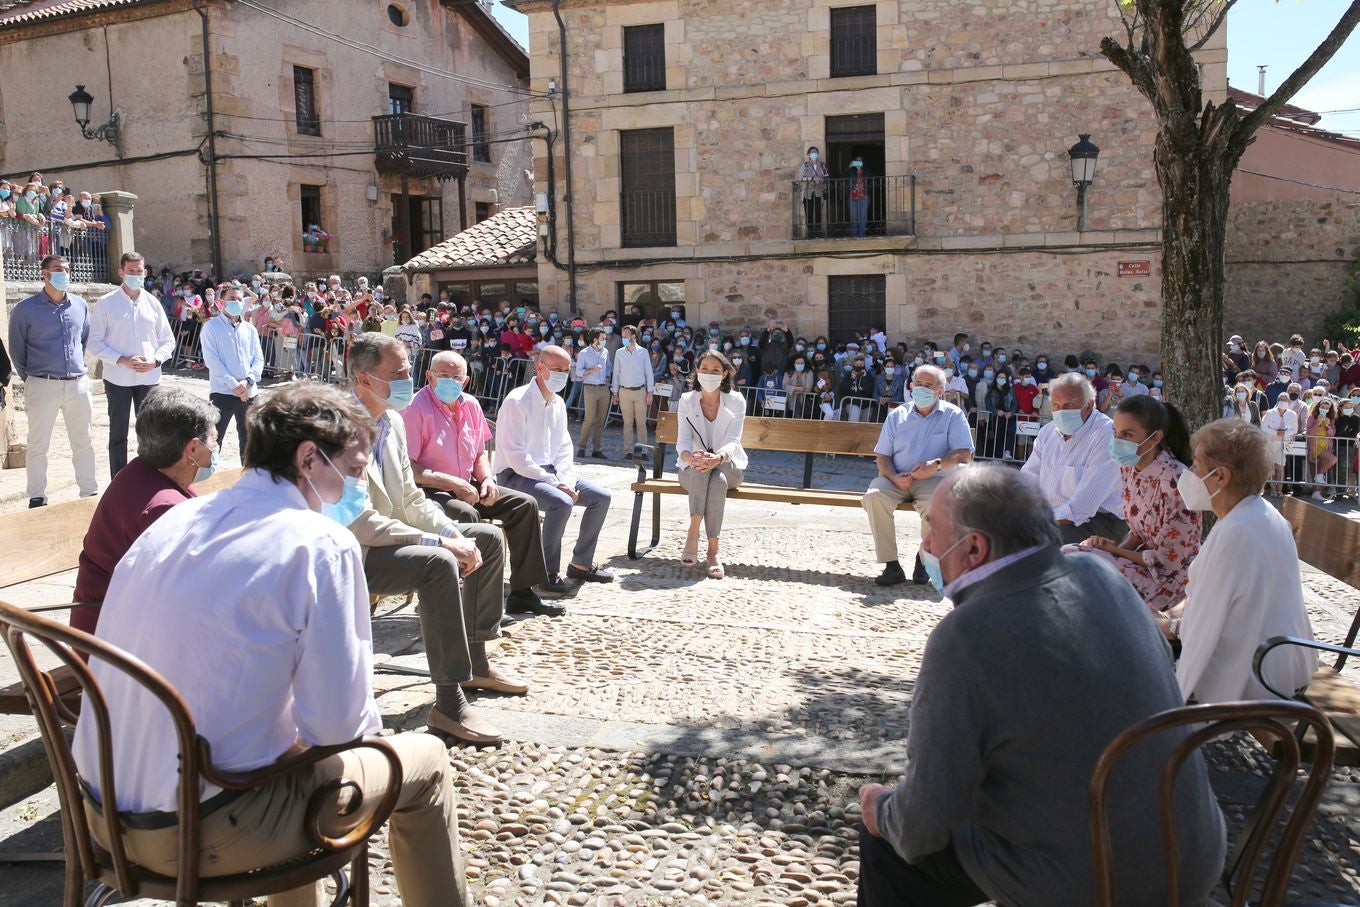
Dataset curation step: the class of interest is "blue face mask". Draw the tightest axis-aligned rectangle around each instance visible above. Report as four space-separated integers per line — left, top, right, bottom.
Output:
1052 408 1085 436
433 376 464 404
224 299 244 317
622 337 633 347
310 450 368 526
123 275 145 292
47 270 71 292
794 363 806 372
1153 379 1164 388
816 342 826 351
0 189 9 199
191 443 218 484
739 337 750 346
911 387 937 409
1109 432 1157 468
920 533 970 597
368 373 414 411
967 368 978 378
983 370 994 380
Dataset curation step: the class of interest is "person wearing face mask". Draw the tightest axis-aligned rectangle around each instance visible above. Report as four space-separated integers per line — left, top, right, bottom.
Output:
862 364 974 587
611 324 656 459
1259 391 1298 496
1154 419 1316 705
346 335 519 744
839 354 873 422
1334 399 1360 501
843 155 872 237
1030 355 1054 385
1066 395 1200 615
1020 373 1126 544
495 346 615 591
872 359 906 415
200 286 264 455
856 464 1223 907
403 351 562 613
71 389 219 637
674 351 748 579
72 383 478 907
1305 396 1339 501
796 146 830 238
783 354 815 418
760 320 792 375
1227 381 1261 424
575 328 612 458
977 370 1018 460
9 255 98 507
90 252 178 478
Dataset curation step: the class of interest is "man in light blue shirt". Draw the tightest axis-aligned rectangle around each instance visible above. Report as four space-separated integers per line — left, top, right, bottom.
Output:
862 364 974 586
200 284 264 454
575 328 611 458
610 324 655 459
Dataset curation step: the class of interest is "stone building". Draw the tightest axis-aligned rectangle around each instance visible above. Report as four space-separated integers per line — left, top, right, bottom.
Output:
510 0 1229 363
0 0 532 280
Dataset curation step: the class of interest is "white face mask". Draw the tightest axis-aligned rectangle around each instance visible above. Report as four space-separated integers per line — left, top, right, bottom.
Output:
1177 467 1221 512
697 372 724 392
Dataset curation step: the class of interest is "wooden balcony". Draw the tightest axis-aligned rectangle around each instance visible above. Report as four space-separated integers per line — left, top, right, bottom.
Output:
373 113 469 181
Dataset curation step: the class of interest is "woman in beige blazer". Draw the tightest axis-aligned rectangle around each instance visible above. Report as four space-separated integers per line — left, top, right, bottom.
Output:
676 351 749 579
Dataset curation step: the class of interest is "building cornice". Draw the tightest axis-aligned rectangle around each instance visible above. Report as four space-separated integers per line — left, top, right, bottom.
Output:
0 0 198 43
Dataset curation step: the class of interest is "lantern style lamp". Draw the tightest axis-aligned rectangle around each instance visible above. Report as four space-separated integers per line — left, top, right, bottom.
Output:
1067 134 1100 232
68 84 123 157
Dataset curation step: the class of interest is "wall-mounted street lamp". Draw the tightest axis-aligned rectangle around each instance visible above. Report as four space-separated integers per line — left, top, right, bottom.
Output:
68 85 124 158
1067 133 1100 232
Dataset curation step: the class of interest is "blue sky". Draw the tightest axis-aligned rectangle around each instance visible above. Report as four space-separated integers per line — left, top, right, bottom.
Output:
490 0 1358 133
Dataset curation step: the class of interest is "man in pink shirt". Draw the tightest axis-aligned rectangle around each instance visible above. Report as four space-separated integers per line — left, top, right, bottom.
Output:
403 351 562 616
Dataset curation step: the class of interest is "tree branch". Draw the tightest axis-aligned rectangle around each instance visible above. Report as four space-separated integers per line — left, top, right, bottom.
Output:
1100 36 1156 102
1187 0 1239 52
1240 0 1360 137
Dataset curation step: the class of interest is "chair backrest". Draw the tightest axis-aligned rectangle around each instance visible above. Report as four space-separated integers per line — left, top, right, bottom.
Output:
1280 495 1360 589
1090 700 1334 907
654 410 881 456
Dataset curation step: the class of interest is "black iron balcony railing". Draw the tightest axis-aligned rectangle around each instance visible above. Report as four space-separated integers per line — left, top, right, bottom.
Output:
373 113 469 181
791 174 916 240
620 190 678 248
0 218 108 284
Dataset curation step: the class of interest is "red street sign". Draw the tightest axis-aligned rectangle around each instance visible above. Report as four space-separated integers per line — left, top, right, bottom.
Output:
1118 260 1151 277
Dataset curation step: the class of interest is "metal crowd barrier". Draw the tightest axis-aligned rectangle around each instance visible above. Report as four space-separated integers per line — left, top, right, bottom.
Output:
0 217 107 283
1284 434 1359 500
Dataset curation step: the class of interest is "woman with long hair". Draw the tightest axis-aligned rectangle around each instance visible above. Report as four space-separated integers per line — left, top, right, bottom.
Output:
675 351 748 579
1072 395 1202 614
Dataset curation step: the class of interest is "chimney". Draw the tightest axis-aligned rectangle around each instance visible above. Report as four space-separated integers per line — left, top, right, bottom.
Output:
1257 65 1267 96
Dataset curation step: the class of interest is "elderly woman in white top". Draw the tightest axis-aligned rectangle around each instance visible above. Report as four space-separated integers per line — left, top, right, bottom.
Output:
1157 418 1315 704
676 350 749 579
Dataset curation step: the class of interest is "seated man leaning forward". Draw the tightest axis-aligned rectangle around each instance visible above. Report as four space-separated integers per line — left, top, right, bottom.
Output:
402 350 563 616
856 464 1224 906
861 363 974 587
346 333 523 746
1021 372 1128 544
494 345 615 589
72 387 220 635
73 384 472 907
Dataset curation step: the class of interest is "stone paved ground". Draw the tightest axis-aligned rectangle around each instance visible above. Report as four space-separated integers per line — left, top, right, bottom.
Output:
0 375 1357 905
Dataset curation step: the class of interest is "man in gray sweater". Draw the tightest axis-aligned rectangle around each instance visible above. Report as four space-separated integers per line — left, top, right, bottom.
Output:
857 464 1224 906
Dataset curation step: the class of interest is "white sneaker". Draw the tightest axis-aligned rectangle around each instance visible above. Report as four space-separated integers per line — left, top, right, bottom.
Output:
1312 491 1326 501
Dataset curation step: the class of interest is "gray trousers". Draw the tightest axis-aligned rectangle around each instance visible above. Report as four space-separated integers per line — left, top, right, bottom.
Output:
677 463 743 539
1058 511 1129 546
362 523 505 685
498 467 611 575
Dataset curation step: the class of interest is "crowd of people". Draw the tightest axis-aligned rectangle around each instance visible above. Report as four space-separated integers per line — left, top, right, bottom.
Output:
1 249 1343 905
0 172 108 264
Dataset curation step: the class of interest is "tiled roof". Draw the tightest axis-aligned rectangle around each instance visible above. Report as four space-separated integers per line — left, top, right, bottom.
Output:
0 0 155 28
402 206 538 271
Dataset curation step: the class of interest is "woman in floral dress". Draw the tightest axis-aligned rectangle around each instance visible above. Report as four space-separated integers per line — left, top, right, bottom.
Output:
1072 395 1201 613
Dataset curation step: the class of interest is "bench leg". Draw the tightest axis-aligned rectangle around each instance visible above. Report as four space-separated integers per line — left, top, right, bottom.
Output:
1337 607 1360 672
628 491 663 560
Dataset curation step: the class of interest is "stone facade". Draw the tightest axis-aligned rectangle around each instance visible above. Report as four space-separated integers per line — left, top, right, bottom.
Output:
1225 198 1360 345
511 0 1229 363
0 0 532 279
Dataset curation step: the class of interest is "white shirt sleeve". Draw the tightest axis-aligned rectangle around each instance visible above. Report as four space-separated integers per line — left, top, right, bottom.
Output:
87 296 120 364
495 392 555 484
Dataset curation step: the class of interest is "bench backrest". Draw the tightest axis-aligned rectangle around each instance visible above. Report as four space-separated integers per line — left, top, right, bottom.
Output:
1281 495 1360 589
654 410 881 456
0 467 245 590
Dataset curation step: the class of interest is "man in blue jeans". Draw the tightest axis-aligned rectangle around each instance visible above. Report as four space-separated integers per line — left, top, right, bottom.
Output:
493 345 613 594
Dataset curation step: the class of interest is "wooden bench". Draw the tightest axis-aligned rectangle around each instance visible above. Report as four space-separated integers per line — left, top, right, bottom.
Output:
0 468 243 715
628 410 915 558
1252 496 1360 764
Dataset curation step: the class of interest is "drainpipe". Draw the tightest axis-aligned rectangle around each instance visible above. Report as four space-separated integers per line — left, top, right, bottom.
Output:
551 0 577 314
193 1 223 279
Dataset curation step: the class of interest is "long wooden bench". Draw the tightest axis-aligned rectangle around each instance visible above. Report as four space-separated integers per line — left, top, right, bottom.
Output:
1252 496 1360 764
0 468 243 715
628 410 914 558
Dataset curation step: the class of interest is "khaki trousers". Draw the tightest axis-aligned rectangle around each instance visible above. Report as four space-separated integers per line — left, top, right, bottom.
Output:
24 374 98 499
861 474 943 563
618 386 649 452
86 732 468 907
580 384 610 452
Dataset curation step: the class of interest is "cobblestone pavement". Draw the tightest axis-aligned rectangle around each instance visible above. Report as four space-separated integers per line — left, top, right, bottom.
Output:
0 378 1357 904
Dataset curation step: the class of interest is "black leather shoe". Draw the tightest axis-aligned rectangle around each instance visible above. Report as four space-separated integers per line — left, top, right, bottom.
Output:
507 588 566 617
567 563 615 583
911 552 930 585
28 497 46 509
874 562 906 586
539 574 570 597
591 450 608 460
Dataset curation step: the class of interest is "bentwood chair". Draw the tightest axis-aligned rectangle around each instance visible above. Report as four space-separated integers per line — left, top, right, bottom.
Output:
0 599 402 907
1091 700 1346 907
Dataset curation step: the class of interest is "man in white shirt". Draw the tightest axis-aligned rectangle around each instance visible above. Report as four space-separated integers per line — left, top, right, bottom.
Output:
496 345 614 590
72 383 470 907
90 252 176 478
1260 394 1298 496
346 334 520 746
611 324 655 460
1020 373 1126 545
200 284 264 454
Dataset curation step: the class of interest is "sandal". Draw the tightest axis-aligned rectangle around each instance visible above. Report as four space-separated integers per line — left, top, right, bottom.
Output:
681 547 699 566
706 559 725 580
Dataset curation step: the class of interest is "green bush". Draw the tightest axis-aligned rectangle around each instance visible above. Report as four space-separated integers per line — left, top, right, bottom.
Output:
1321 253 1360 346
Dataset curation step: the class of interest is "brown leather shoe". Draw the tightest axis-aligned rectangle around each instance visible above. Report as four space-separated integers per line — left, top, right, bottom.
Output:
462 667 529 695
425 706 503 744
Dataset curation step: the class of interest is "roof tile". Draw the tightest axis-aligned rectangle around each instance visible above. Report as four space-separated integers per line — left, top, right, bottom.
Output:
402 206 538 271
